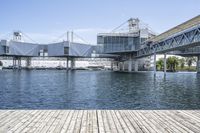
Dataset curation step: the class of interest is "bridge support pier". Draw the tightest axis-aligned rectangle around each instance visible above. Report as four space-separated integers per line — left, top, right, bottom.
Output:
134 59 138 72
17 57 22 69
13 57 17 68
25 57 31 69
13 57 22 69
111 61 114 71
71 58 75 70
197 56 200 73
128 56 132 72
164 53 167 75
117 62 120 71
122 62 125 71
66 58 69 71
154 52 156 75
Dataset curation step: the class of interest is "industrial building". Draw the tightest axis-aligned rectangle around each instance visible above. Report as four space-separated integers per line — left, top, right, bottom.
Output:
97 18 156 71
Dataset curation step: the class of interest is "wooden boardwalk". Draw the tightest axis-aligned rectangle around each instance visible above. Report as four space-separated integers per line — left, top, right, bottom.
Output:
0 110 200 133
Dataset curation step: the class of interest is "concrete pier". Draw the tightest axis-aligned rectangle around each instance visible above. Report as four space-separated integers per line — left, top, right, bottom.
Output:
122 62 125 71
25 57 31 69
128 56 132 72
13 57 22 69
111 61 114 70
134 59 138 72
66 58 69 70
164 53 167 75
13 57 17 68
71 58 75 69
154 52 156 75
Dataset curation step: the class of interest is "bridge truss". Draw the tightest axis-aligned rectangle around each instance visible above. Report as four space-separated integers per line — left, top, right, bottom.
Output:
137 24 200 58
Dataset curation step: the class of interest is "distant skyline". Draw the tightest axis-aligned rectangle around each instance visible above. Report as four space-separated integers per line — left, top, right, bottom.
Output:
0 0 199 44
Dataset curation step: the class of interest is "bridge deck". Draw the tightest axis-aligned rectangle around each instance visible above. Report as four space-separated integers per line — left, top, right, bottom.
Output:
0 110 200 132
149 15 200 43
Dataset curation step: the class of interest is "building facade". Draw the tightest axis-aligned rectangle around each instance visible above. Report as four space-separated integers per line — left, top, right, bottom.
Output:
97 18 156 71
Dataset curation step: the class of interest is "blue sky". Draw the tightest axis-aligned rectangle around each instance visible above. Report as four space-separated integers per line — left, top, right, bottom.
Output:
0 0 199 44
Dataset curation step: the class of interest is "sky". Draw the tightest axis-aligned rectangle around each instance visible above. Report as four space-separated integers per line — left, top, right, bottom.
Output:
0 0 199 44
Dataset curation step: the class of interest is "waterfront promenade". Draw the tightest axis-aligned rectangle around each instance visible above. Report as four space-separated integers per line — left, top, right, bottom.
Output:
0 110 200 133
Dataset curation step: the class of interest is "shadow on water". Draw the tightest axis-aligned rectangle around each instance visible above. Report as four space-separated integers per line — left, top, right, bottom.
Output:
0 70 200 110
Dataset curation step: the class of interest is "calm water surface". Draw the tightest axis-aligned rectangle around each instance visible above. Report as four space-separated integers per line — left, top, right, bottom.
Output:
0 70 200 109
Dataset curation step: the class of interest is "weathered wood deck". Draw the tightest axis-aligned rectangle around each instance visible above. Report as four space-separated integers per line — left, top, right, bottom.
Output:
0 110 200 133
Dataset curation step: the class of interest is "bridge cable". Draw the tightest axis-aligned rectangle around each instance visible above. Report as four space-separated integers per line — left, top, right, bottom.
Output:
0 32 13 40
21 32 39 44
51 31 68 43
73 32 90 44
111 19 128 33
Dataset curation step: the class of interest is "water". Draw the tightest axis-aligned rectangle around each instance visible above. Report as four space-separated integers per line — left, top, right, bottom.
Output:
0 70 200 109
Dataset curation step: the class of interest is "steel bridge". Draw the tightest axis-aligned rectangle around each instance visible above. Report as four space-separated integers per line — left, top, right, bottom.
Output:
136 15 200 73
137 24 200 58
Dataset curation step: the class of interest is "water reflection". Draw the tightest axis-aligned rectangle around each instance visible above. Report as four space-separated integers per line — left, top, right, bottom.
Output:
0 70 200 109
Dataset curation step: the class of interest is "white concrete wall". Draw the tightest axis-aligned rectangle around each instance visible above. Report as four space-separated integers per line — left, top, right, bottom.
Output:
0 60 111 68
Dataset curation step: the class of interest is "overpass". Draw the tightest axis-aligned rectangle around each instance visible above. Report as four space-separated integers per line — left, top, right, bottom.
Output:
135 15 200 74
137 16 200 58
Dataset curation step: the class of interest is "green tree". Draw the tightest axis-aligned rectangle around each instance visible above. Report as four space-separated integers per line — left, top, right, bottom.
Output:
167 56 179 72
186 57 196 69
156 58 164 71
179 58 185 70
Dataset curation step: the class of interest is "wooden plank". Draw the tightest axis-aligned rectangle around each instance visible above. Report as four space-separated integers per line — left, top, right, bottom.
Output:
165 110 200 133
129 110 151 133
146 110 178 133
136 110 162 133
20 110 46 132
105 110 118 133
110 110 125 133
154 110 194 133
67 110 79 133
92 110 98 133
73 110 84 133
101 110 112 133
79 110 88 133
53 110 70 133
87 110 95 133
33 110 56 132
122 110 143 133
13 110 42 133
118 110 136 133
0 110 21 126
0 110 29 132
60 110 75 133
0 110 199 133
6 111 36 132
0 110 27 130
38 110 59 132
47 111 62 132
29 110 52 132
115 110 131 133
97 110 105 133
